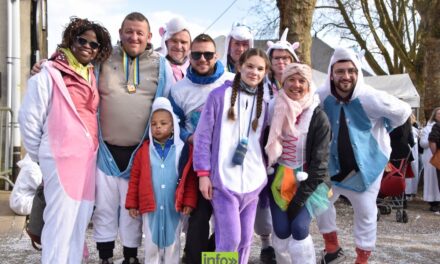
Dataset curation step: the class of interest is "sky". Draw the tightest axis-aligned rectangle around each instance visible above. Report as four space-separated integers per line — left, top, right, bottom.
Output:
47 0 260 54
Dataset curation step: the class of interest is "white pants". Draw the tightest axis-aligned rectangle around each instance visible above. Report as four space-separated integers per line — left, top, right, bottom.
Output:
317 174 382 251
142 214 182 264
92 168 142 247
41 169 93 264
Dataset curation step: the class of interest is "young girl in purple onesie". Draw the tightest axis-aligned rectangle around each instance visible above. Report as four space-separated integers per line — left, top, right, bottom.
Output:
193 48 270 264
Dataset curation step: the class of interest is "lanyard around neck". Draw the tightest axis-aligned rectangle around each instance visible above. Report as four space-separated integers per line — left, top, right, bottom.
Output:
123 51 140 86
238 91 257 140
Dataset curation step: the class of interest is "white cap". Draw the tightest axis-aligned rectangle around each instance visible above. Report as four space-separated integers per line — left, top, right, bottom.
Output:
159 17 191 55
266 28 300 62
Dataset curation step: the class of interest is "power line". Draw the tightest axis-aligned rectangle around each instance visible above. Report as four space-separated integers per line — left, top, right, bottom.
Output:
203 0 238 33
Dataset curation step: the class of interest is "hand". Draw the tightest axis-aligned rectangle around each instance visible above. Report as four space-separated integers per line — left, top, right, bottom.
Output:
199 176 213 200
182 206 193 215
128 208 139 218
187 135 194 144
30 59 47 76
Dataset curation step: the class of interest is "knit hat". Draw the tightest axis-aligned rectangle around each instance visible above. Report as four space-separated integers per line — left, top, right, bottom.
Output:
266 28 300 62
281 63 311 84
221 22 254 66
159 17 191 56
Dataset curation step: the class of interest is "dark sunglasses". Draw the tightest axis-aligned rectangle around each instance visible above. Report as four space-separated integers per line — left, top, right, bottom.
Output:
76 36 100 50
191 51 215 61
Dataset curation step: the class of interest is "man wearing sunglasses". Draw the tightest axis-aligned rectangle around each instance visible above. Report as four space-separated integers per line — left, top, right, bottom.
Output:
221 22 254 73
169 33 234 264
159 17 191 87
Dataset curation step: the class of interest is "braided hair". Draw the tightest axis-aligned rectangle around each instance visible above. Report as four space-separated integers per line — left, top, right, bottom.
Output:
59 17 112 63
227 48 270 131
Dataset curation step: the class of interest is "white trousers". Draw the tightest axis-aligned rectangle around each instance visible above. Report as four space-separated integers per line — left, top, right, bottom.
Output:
92 168 142 247
316 174 382 251
41 169 93 264
142 214 182 264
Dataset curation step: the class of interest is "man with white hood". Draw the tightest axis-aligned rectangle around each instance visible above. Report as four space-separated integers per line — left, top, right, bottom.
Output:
221 22 253 73
159 17 191 87
315 47 411 264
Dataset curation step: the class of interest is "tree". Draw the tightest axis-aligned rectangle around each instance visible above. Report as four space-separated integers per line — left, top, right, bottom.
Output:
277 0 317 64
249 0 317 65
414 0 440 120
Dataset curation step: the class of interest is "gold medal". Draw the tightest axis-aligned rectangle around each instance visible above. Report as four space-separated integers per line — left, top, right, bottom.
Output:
127 84 136 94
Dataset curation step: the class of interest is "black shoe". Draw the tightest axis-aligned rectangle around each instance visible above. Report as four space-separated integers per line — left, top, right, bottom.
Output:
320 248 346 264
122 257 140 264
430 205 440 212
260 246 276 264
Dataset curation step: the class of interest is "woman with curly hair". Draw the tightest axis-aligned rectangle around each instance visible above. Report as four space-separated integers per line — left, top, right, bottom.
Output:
19 17 112 263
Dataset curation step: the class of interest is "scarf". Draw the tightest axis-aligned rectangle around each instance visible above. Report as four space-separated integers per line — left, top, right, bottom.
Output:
265 89 302 166
59 47 93 82
186 61 225 85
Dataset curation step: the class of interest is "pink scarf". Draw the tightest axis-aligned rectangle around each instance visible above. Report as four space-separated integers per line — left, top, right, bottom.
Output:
265 88 314 167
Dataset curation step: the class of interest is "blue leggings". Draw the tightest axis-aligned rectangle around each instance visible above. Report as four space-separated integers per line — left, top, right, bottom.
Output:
269 196 311 240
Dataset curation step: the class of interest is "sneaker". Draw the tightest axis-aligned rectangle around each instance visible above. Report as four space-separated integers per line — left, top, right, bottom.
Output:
122 257 140 264
260 246 276 264
320 248 346 264
101 259 113 264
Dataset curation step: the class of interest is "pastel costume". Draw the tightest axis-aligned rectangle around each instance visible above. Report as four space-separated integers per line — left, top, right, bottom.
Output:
93 44 167 255
315 48 412 253
193 81 268 264
420 122 440 202
125 97 197 263
19 50 99 264
169 61 234 264
9 154 42 215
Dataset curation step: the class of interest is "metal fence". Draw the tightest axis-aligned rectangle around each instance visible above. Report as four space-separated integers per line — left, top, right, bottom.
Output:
0 107 14 190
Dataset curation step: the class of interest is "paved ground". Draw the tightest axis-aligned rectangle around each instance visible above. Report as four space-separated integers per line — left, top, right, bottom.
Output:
1 191 439 263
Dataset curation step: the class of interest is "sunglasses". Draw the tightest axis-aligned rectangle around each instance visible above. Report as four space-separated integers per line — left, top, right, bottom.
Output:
76 36 100 50
191 51 215 61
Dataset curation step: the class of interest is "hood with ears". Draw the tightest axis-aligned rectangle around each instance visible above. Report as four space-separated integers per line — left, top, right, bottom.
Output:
322 47 366 99
266 28 300 62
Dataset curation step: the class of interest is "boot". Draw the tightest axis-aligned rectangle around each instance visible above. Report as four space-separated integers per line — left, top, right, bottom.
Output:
272 234 292 264
288 235 316 264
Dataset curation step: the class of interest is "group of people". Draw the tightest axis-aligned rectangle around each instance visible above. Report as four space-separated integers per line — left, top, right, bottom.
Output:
18 11 413 264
